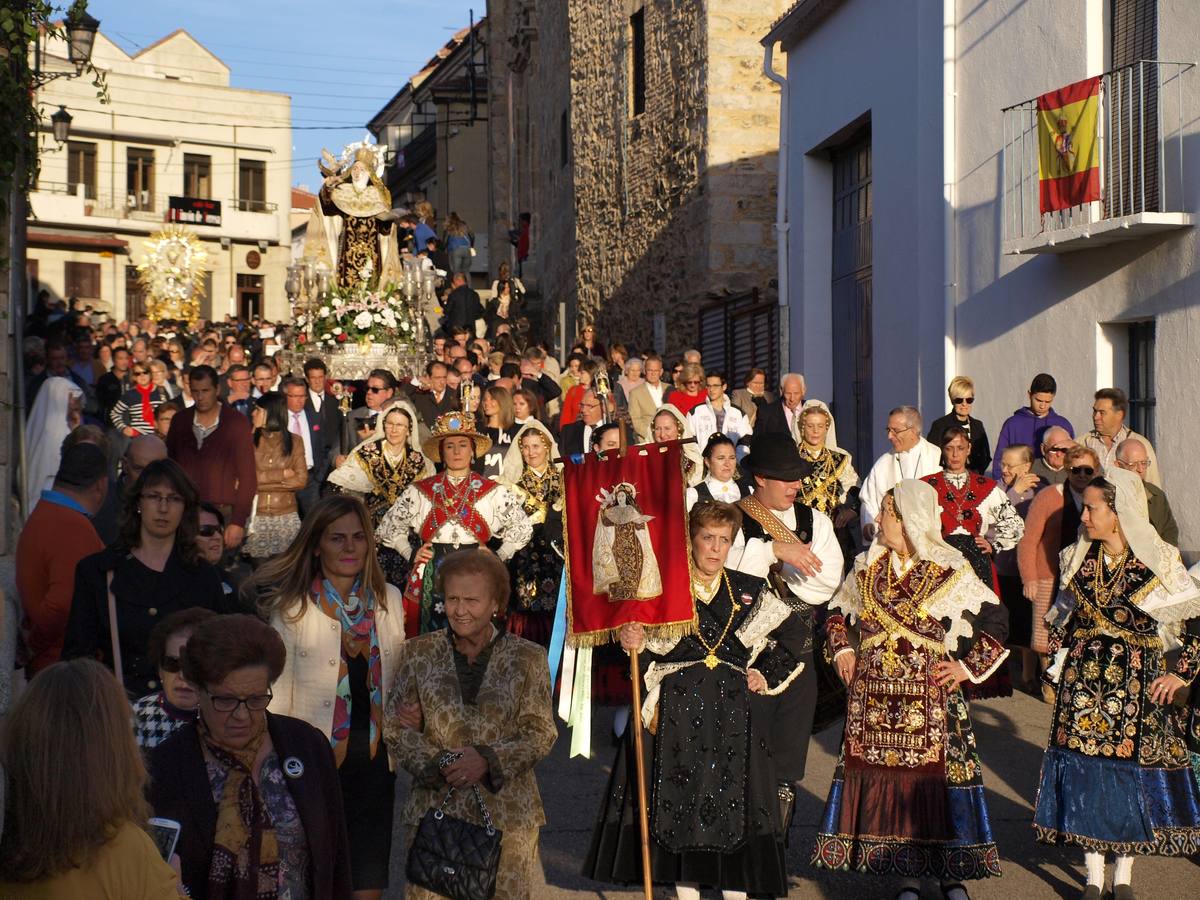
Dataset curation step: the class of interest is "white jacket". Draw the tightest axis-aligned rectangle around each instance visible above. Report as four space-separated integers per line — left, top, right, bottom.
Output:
269 583 406 770
688 400 752 458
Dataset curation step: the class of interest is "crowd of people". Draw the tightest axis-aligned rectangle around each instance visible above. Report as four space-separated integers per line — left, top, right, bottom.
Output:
4 293 1200 900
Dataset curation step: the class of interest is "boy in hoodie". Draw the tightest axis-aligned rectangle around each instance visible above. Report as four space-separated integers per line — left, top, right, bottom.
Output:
991 372 1074 480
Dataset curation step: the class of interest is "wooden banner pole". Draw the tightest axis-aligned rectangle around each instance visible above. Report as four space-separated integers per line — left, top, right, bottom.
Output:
627 647 654 900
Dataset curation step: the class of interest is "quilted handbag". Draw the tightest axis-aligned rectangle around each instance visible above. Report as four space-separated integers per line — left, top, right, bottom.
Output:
406 778 502 900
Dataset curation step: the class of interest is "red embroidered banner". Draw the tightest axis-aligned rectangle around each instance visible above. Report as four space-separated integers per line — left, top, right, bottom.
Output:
562 442 695 645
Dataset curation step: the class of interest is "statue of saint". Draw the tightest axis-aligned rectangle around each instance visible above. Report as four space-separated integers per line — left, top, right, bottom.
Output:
305 143 403 292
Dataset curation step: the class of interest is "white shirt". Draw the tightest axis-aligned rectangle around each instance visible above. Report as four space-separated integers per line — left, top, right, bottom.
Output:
728 504 844 606
289 409 314 469
645 382 665 408
859 438 942 530
308 389 324 413
685 476 743 510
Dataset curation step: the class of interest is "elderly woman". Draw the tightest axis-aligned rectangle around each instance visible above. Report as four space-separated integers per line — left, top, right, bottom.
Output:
500 421 565 647
666 362 706 415
0 659 184 898
328 400 433 590
586 502 805 900
995 444 1041 690
132 607 218 750
148 614 353 899
252 494 407 899
796 404 859 527
385 547 557 900
1033 468 1200 900
1017 445 1102 667
64 458 233 697
617 356 644 403
813 481 1009 900
650 404 703 487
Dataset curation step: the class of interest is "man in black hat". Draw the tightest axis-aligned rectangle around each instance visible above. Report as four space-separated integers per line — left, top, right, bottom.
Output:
729 432 844 836
16 442 109 677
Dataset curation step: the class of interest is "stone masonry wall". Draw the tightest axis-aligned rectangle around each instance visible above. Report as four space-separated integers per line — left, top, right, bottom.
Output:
566 0 788 358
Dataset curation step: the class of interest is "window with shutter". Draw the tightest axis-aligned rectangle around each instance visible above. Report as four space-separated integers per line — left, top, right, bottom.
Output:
64 261 101 300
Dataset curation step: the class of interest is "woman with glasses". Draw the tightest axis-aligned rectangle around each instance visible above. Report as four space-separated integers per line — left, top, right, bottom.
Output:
667 362 708 415
1033 468 1200 899
109 361 169 437
148 357 180 400
148 614 354 899
251 495 409 900
573 323 606 360
64 459 235 697
132 607 217 750
1017 446 1104 697
927 376 992 475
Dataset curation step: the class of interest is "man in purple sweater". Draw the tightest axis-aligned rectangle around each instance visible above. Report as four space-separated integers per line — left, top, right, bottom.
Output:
991 372 1074 480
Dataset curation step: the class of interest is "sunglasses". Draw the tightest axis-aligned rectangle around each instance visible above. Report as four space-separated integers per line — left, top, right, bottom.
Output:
1045 445 1072 454
198 524 223 537
366 385 389 393
952 396 975 404
161 654 182 673
1069 465 1095 477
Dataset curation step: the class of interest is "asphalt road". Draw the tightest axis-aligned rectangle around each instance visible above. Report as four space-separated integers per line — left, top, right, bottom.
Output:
385 689 1200 899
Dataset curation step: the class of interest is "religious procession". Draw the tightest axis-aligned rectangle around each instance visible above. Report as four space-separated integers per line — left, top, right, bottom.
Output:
7 2 1200 900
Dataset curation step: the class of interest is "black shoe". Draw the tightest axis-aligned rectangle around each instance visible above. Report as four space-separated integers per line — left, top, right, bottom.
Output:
1112 885 1134 900
1081 886 1102 900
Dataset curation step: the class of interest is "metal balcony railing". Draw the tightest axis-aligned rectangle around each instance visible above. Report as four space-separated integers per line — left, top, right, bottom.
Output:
1001 61 1195 251
230 198 279 213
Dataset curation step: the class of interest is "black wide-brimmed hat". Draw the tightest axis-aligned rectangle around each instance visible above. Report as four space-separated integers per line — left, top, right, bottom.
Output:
741 433 813 482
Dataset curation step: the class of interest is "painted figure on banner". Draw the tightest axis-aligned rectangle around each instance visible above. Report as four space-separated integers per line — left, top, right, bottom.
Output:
592 482 662 602
307 138 404 291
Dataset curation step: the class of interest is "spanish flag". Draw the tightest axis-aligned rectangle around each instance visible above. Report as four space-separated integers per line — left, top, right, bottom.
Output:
1037 76 1101 213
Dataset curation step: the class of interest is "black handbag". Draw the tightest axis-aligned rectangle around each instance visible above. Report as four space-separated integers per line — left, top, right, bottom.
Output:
406 769 503 900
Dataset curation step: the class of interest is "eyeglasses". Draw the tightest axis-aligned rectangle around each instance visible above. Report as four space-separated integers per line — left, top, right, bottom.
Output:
1069 465 1095 477
161 654 182 673
1119 459 1149 471
142 492 185 507
132 369 150 376
886 426 911 436
684 379 701 387
205 690 273 713
952 396 975 405
198 524 223 537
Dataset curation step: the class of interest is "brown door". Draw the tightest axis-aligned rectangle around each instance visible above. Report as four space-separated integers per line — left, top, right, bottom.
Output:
236 273 263 320
125 265 146 321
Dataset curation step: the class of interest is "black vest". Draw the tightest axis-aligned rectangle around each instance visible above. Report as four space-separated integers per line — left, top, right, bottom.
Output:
693 480 750 504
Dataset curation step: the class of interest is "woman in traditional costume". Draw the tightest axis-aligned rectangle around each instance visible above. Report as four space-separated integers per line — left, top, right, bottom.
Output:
585 501 806 900
813 479 1009 900
650 404 703 487
796 405 858 520
499 421 565 647
922 425 1024 699
376 411 533 636
1033 468 1200 900
328 400 432 589
685 433 748 509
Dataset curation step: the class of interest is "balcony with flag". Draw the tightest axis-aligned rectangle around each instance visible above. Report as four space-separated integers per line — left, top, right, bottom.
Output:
1001 61 1195 254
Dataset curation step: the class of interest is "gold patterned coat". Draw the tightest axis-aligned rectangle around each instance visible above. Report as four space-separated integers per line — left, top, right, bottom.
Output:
384 630 557 831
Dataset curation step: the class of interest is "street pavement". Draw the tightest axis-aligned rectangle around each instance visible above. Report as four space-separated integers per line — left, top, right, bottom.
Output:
384 688 1200 899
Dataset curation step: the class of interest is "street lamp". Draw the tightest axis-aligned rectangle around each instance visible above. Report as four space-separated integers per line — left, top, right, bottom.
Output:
50 105 72 145
66 9 100 74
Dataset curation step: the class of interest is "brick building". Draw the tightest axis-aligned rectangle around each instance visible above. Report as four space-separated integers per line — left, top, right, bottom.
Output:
487 0 791 361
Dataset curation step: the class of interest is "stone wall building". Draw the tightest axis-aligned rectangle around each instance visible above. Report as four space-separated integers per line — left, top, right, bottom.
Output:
487 0 791 360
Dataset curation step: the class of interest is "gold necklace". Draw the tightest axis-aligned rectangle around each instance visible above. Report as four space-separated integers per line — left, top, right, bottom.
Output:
694 569 738 670
1093 547 1130 603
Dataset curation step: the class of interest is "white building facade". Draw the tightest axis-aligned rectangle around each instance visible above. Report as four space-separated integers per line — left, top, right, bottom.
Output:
28 29 292 322
765 0 1200 558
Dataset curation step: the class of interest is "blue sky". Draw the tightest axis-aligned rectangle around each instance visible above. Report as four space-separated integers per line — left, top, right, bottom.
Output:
87 0 484 187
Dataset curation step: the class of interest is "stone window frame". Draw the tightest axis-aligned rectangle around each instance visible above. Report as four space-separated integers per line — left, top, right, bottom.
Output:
626 0 647 119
